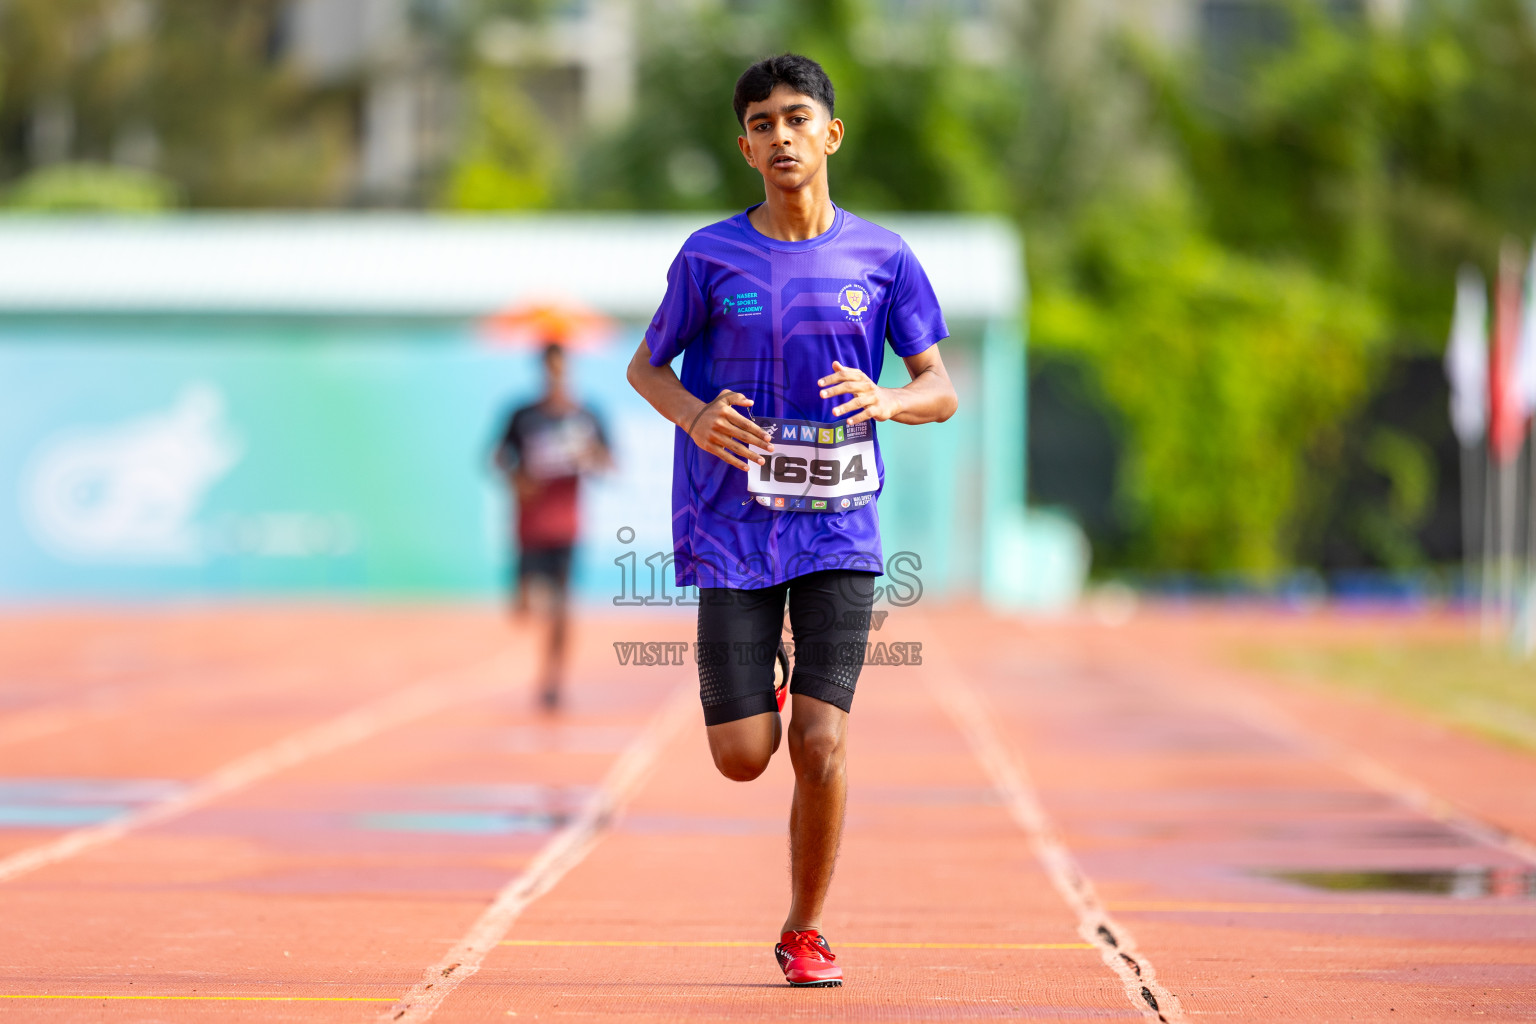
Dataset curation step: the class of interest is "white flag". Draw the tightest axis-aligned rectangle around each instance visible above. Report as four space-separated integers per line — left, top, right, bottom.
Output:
1446 264 1489 447
1516 239 1536 418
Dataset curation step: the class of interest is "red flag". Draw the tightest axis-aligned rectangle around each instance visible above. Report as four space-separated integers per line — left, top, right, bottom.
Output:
1490 242 1527 464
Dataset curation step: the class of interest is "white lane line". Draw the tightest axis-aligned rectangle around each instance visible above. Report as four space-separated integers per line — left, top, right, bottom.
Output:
0 648 526 885
924 640 1185 1024
1337 751 1536 865
382 682 694 1024
1164 669 1536 867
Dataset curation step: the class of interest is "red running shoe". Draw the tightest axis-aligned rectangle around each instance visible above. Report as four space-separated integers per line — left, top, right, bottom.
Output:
773 641 790 713
775 930 842 987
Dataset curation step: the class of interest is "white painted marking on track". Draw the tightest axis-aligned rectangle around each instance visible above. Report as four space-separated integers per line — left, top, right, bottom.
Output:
921 629 1185 1024
1162 672 1536 867
0 649 527 885
382 683 694 1024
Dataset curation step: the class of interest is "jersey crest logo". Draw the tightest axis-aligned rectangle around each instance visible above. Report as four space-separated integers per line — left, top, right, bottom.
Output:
838 283 869 320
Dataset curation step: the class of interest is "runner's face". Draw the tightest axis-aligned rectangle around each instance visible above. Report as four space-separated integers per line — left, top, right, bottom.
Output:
737 85 842 192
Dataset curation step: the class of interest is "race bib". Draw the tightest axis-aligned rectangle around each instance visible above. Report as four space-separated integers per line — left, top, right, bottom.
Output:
745 417 879 513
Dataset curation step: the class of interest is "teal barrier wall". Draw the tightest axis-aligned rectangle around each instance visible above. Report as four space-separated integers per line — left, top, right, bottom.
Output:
0 316 999 603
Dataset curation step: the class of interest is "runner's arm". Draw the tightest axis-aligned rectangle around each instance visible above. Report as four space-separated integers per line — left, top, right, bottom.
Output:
585 411 616 474
820 345 958 426
626 338 775 471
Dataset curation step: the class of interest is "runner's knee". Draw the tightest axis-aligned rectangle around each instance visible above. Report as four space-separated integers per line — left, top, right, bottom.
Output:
788 719 845 784
711 744 772 782
707 717 778 782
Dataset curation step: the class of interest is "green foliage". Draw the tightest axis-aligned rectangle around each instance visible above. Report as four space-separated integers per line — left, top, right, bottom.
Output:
1033 189 1382 574
4 161 177 211
1352 426 1437 569
566 18 752 212
1026 0 1536 574
1241 635 1536 754
0 0 352 206
568 0 1020 215
441 71 558 210
143 2 352 207
1128 0 1536 351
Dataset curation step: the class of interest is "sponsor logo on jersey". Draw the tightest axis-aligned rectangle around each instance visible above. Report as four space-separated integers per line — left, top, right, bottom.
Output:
724 290 764 316
812 500 828 510
757 496 773 506
840 497 851 509
773 496 785 508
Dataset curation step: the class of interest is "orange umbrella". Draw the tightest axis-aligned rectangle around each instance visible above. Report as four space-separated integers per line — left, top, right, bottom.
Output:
478 300 616 352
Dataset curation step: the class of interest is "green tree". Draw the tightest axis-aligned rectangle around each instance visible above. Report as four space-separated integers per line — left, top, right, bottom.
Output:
441 68 560 210
0 0 352 207
5 161 176 211
1101 0 1536 570
1033 189 1382 574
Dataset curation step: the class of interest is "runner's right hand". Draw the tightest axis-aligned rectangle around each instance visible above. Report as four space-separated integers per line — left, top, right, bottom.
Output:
688 389 774 471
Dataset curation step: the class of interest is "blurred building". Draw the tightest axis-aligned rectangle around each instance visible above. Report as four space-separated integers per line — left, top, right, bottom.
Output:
282 0 636 204
1049 0 1407 56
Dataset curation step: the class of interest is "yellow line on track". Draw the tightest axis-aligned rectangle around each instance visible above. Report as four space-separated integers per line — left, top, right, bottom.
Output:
500 939 1093 950
0 995 394 1002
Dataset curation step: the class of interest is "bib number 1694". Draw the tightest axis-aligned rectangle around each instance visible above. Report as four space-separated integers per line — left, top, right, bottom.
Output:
758 453 869 486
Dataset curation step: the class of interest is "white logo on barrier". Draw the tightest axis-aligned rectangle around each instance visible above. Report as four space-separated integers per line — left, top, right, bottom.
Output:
23 383 241 563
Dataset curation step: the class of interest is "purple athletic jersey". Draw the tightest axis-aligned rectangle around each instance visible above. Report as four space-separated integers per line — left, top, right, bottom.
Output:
646 205 948 589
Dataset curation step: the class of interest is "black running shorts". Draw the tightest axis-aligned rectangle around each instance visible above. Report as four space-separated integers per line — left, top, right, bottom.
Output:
696 569 878 726
518 545 573 587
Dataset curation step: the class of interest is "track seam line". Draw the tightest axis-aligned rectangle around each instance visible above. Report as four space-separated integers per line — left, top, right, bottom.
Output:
381 681 694 1024
0 647 526 885
924 635 1185 1024
1160 666 1536 867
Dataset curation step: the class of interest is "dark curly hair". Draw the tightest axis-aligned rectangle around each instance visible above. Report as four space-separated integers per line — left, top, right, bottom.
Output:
732 53 835 128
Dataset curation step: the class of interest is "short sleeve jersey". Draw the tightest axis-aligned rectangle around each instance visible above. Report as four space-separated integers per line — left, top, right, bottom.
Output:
646 204 948 590
495 402 608 549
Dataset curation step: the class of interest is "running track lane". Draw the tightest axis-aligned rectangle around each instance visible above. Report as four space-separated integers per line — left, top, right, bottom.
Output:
2 606 1534 1020
938 606 1536 1022
0 609 678 1018
0 608 1134 1021
409 610 1133 1022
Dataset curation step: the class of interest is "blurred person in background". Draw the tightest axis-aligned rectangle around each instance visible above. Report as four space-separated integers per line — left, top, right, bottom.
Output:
493 342 612 711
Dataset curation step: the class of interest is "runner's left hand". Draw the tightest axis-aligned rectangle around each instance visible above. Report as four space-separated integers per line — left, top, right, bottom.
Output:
819 361 903 425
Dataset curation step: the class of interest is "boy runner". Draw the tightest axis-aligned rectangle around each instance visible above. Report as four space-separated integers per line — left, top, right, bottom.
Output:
494 342 612 710
626 53 957 987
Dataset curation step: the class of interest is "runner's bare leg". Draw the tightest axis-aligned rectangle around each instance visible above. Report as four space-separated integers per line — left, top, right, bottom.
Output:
706 712 781 780
781 694 847 934
541 582 569 707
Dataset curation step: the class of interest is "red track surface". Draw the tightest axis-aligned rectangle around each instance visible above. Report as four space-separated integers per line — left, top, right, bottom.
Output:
0 604 1531 1022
